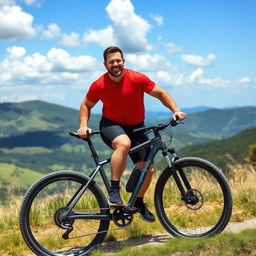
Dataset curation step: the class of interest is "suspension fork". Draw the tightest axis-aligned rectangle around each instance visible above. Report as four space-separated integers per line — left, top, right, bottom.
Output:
165 148 193 199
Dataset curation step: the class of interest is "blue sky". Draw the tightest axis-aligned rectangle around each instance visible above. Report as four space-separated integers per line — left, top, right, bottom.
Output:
0 0 255 112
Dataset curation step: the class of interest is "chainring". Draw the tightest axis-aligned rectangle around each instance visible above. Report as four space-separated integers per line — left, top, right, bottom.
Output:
112 207 134 227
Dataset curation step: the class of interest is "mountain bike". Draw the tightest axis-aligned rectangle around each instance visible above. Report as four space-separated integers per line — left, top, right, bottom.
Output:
19 118 232 256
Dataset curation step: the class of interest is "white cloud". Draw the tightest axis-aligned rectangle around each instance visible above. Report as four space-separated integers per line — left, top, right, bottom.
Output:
0 93 38 103
41 24 81 47
197 77 231 87
26 0 152 52
238 77 250 84
7 46 26 58
126 53 173 71
0 0 43 6
0 0 16 4
125 52 186 86
181 53 218 67
40 23 61 40
0 46 101 88
190 68 204 83
0 5 36 40
156 71 185 86
165 42 182 54
105 0 152 52
150 14 164 26
83 26 116 48
47 48 98 73
82 0 152 52
60 32 81 47
22 0 43 6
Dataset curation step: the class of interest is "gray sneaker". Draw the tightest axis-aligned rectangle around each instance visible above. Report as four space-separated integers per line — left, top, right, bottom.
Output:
108 187 123 206
137 203 155 222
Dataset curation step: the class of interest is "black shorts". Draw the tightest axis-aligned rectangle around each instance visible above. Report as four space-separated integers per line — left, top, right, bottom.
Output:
99 117 150 164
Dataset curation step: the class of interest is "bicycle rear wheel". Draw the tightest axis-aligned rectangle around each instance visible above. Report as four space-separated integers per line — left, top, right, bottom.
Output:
19 171 110 256
154 157 232 238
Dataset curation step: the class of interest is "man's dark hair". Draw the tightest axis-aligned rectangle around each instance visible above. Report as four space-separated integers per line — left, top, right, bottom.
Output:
103 46 124 62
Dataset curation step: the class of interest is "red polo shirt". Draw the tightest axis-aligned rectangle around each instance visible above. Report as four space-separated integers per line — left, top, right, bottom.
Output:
86 68 155 125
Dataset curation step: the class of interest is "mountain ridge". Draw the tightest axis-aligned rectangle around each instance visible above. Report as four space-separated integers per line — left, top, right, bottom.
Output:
0 100 255 173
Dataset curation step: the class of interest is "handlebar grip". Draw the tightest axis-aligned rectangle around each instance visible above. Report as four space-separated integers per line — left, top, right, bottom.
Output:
133 127 148 134
69 132 82 138
69 130 102 139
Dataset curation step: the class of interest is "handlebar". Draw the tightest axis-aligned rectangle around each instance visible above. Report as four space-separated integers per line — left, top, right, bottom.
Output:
69 118 182 139
69 130 101 139
133 117 181 134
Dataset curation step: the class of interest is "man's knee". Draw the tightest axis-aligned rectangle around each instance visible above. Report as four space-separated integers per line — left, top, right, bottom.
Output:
112 135 131 153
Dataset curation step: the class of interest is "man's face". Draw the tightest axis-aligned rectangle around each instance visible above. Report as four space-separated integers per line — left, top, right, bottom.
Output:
104 52 125 77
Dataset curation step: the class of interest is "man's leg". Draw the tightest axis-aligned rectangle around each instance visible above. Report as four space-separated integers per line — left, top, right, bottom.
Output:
108 134 131 205
111 134 131 180
135 162 154 197
134 162 155 222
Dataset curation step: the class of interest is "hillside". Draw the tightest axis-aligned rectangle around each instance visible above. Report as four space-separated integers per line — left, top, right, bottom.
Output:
150 106 256 138
0 100 256 175
179 107 256 137
0 162 43 204
0 100 101 137
178 127 256 172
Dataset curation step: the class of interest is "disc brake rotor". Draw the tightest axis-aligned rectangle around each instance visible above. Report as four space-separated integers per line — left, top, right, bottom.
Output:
184 189 204 210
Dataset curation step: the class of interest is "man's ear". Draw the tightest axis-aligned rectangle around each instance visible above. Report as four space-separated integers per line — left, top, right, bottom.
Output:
103 62 107 69
123 58 125 65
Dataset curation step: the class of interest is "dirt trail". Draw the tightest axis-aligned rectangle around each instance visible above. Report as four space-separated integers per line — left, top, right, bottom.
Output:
25 219 256 255
100 218 256 253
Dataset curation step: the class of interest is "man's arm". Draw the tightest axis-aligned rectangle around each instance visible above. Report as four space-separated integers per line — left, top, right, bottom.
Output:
148 85 186 121
77 97 96 137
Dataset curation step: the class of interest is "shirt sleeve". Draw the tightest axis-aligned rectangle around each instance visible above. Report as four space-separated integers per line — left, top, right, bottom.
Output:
136 72 156 93
86 82 100 103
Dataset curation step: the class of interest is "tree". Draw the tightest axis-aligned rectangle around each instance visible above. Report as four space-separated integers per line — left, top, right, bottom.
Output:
248 144 256 166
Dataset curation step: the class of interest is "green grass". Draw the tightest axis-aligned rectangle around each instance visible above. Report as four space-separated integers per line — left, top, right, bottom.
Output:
0 162 43 189
92 229 256 256
0 162 255 255
0 230 28 256
0 147 53 154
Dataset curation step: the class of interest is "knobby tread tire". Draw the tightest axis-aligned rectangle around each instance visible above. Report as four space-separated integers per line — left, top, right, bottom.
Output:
154 157 232 238
19 170 110 256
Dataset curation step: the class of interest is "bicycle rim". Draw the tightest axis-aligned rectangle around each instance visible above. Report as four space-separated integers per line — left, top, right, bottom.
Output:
19 171 110 256
155 157 232 238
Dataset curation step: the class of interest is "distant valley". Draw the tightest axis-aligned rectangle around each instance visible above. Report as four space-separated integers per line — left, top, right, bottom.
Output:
0 100 255 204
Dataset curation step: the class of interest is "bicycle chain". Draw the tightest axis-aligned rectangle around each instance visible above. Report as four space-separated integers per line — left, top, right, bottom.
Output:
65 206 132 240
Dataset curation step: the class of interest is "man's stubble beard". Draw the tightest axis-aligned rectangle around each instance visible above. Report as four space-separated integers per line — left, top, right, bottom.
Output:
108 66 124 77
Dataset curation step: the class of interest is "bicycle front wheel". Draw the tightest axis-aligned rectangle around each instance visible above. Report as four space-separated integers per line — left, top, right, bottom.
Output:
154 157 232 238
19 171 110 256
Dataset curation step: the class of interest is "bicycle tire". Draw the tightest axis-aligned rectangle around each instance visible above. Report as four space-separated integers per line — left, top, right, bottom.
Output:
19 170 110 256
154 157 232 238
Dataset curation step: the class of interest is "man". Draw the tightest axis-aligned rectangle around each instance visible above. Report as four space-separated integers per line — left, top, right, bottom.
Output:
77 46 186 222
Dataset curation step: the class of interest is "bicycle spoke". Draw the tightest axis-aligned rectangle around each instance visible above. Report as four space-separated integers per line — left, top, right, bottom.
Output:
155 157 232 237
20 171 110 255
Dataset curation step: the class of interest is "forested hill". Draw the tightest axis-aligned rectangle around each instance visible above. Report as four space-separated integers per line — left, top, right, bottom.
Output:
0 100 255 174
1 100 256 140
0 100 101 137
148 106 256 138
178 127 256 171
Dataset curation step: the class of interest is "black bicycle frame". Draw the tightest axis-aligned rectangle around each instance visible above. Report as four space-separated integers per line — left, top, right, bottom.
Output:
65 131 193 221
